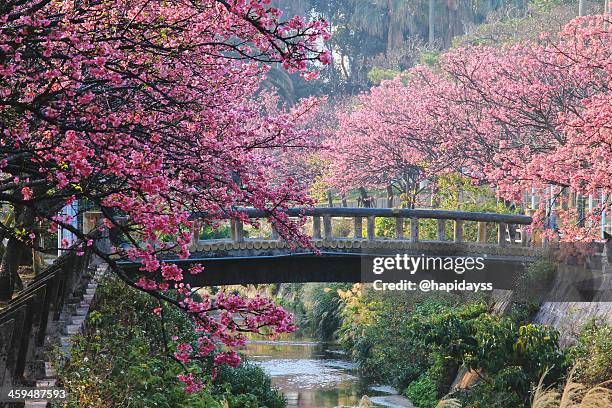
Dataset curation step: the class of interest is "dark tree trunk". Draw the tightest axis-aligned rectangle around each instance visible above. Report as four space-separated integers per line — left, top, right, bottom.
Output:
0 206 34 301
429 0 435 45
358 187 371 208
386 185 394 208
0 236 27 301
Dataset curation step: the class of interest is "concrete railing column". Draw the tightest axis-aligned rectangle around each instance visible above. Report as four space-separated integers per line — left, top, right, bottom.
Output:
477 221 487 243
498 223 507 246
395 217 404 239
367 216 376 241
270 220 279 240
454 220 463 243
410 217 419 243
312 216 321 239
354 217 363 239
323 215 333 240
437 219 446 241
231 219 244 243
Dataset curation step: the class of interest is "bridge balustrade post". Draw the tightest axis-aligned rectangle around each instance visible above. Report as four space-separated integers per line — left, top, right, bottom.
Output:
231 219 244 243
395 217 404 239
477 222 487 243
312 216 321 240
270 222 279 240
410 217 419 243
353 217 363 239
191 221 201 249
437 219 446 242
498 223 507 246
454 220 463 243
521 226 528 246
323 215 333 240
367 216 375 241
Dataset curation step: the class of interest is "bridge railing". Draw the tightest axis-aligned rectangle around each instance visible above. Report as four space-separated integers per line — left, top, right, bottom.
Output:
0 241 98 389
195 207 533 247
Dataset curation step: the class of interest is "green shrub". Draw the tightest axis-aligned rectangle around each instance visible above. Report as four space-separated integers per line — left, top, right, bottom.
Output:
309 284 349 341
405 374 439 408
53 277 283 408
367 67 400 85
571 321 612 387
216 361 286 408
200 223 232 239
227 393 259 408
375 217 393 238
421 312 569 408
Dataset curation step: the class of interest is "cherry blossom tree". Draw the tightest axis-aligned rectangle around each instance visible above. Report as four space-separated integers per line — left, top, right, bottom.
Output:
440 14 611 240
0 0 329 390
326 14 609 239
325 67 454 208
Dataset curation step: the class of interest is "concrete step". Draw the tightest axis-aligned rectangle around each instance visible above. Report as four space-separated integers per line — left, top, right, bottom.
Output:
44 362 56 378
71 316 86 326
75 306 89 316
24 400 49 408
63 324 81 335
59 336 71 348
36 379 57 387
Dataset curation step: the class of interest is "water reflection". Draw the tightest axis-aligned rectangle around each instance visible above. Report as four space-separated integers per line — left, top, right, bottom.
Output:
243 339 391 408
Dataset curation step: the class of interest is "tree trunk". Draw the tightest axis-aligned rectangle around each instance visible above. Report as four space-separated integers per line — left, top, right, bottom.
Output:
0 206 34 301
0 237 27 301
386 185 394 208
445 0 461 47
358 187 370 208
579 0 587 15
386 1 404 54
326 190 334 207
429 0 435 45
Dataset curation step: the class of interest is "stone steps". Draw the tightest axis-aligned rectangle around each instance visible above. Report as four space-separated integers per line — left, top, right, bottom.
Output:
24 264 107 408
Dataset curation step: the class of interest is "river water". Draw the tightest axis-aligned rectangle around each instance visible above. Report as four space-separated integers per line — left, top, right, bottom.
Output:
243 339 414 408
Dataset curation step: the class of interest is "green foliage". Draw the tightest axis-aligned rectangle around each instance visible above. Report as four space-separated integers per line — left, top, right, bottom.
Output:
200 224 232 239
367 67 400 85
421 311 569 407
514 258 557 305
337 287 570 408
530 0 574 12
571 321 612 387
227 393 259 408
419 51 441 67
452 0 577 48
338 289 483 390
332 218 354 238
426 174 514 242
53 278 283 408
405 374 439 408
216 361 285 408
375 217 397 238
309 284 349 341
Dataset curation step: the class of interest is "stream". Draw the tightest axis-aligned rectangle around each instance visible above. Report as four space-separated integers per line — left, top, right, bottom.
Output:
243 338 415 408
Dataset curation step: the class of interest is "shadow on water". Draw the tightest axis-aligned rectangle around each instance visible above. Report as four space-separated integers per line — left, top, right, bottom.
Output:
242 339 410 408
